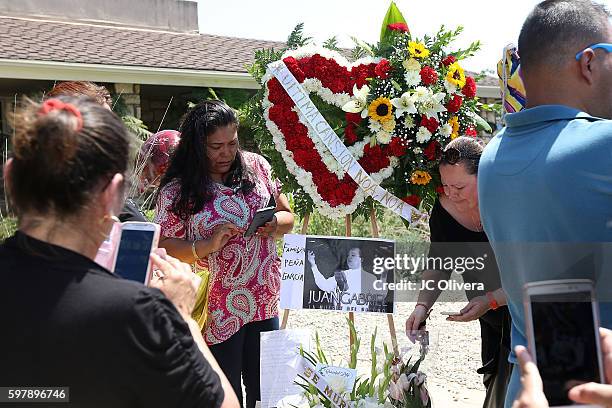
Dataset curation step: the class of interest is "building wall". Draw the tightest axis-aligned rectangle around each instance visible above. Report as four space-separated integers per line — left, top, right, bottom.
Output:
0 0 198 32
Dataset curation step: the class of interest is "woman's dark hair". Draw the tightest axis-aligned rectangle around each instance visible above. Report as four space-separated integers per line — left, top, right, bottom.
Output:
8 95 130 217
159 100 254 220
440 136 484 175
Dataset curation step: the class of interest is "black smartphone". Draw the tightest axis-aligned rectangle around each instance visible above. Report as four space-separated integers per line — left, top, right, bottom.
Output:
524 279 604 407
244 206 276 237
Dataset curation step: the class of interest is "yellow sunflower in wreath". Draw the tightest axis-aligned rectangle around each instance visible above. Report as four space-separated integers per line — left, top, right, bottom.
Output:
446 62 466 88
368 97 393 122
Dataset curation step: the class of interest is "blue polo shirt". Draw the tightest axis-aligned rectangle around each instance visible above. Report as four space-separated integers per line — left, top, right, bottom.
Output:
479 105 612 364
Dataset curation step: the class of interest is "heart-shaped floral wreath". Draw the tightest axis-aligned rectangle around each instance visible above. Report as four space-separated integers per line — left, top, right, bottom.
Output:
263 47 408 218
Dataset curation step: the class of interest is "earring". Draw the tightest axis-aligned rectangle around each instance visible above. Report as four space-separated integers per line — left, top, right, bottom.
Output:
101 214 120 224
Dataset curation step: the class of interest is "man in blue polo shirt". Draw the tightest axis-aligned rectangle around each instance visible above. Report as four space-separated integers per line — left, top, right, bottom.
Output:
478 0 612 406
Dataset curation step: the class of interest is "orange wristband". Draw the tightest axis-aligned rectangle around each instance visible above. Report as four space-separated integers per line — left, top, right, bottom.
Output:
486 292 499 310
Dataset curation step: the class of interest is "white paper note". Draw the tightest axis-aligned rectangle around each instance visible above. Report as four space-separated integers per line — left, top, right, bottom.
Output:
260 328 311 408
280 234 307 309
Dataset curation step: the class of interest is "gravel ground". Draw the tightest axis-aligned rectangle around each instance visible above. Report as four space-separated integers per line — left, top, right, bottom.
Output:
283 299 486 407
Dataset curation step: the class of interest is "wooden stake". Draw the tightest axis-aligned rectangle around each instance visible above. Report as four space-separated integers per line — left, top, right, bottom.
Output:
280 213 311 330
369 207 380 238
345 215 356 347
301 213 310 235
370 208 400 357
345 214 352 237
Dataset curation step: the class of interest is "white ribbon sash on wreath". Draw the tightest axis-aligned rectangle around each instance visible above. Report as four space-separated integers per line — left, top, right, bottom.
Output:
267 61 422 225
291 356 353 408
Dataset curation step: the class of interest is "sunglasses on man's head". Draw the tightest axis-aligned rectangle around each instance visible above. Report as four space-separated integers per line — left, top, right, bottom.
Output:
575 43 612 60
440 147 480 165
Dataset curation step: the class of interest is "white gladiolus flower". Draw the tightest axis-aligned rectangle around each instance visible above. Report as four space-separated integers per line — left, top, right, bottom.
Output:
404 70 421 87
357 396 385 408
276 394 310 408
327 376 347 394
377 131 392 145
416 126 432 143
439 123 452 137
391 92 418 118
342 84 370 118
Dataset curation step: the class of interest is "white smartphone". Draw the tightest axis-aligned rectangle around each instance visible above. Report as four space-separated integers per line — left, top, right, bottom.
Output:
440 311 462 316
112 222 160 285
524 279 604 408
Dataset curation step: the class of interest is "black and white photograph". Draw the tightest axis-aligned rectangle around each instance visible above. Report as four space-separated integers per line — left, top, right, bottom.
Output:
280 234 395 314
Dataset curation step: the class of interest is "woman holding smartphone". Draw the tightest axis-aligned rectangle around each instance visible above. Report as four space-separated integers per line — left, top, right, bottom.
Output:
405 137 512 408
1 96 237 407
155 100 294 408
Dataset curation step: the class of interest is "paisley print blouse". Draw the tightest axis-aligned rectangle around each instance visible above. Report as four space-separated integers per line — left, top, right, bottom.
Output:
154 152 281 345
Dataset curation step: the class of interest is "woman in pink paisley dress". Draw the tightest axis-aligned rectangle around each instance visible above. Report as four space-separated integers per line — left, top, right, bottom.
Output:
154 100 294 408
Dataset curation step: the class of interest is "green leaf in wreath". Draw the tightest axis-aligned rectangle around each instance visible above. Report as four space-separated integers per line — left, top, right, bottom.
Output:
379 1 408 43
472 112 493 132
350 36 375 57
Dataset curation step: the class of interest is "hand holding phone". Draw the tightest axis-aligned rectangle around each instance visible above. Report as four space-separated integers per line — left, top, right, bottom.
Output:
149 252 198 317
244 206 276 237
515 329 612 408
113 222 160 285
524 279 604 407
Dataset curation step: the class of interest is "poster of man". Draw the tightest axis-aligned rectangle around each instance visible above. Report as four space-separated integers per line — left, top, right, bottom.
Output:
280 234 395 314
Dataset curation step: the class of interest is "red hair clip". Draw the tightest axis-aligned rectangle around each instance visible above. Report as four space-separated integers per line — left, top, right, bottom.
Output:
39 98 84 131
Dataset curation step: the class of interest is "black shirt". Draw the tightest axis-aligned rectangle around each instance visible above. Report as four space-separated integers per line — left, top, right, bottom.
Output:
428 199 511 369
119 199 147 223
0 232 224 408
428 199 502 299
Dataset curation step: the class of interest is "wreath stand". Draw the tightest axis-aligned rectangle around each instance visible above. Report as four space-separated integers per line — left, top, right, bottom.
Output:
280 208 400 357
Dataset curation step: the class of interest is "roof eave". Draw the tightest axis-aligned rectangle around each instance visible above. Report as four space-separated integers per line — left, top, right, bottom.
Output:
0 59 500 98
0 59 261 89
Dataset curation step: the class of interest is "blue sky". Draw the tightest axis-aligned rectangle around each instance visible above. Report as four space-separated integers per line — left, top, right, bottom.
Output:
196 0 612 73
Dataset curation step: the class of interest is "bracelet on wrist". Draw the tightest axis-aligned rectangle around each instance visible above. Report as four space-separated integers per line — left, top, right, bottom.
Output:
415 302 430 311
486 292 499 310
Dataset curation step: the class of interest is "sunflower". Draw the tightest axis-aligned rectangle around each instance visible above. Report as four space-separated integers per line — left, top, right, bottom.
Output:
410 170 432 185
368 97 393 122
445 62 466 88
408 41 430 59
449 116 460 139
